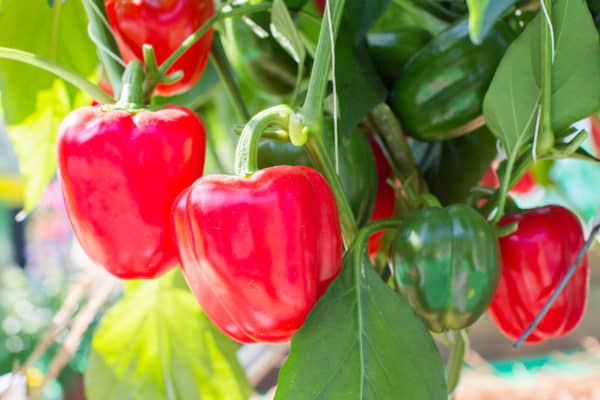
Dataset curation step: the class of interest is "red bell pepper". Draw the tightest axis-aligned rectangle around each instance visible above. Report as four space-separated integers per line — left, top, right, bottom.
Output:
480 162 536 195
172 166 342 343
489 205 589 343
105 0 214 96
591 115 600 156
367 138 395 257
58 62 206 279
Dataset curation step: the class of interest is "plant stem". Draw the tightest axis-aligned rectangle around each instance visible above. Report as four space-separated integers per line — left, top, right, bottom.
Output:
368 103 428 195
350 219 403 268
301 0 345 127
80 0 124 96
210 33 250 123
491 151 516 224
0 47 113 104
536 0 554 156
116 61 144 108
306 135 358 247
235 105 293 177
446 330 467 396
159 3 271 75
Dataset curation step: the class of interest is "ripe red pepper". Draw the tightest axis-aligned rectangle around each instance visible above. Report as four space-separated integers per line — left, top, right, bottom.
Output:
314 0 325 14
480 162 536 195
58 62 206 279
489 205 589 343
105 0 214 96
172 166 342 343
367 138 395 257
591 115 600 156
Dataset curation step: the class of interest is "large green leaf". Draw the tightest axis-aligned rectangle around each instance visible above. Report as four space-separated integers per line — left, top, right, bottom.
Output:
0 0 98 210
483 0 600 155
467 0 516 44
86 271 251 400
336 31 387 137
275 236 446 399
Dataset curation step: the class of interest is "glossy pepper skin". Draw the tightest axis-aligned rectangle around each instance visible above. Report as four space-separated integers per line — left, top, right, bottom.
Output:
390 19 514 141
172 166 342 343
58 106 206 279
225 12 298 98
105 0 214 96
257 127 377 226
489 206 589 343
367 27 432 87
391 204 500 332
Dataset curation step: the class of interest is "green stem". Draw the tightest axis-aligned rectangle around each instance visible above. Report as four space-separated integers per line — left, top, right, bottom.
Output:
116 61 144 108
80 0 124 96
536 0 554 156
0 47 114 104
306 135 358 247
491 151 517 224
350 219 403 268
446 330 467 396
159 3 272 75
210 34 250 123
301 0 345 126
235 105 293 177
368 103 428 194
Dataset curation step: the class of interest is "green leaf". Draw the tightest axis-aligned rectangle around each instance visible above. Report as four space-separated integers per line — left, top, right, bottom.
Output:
275 237 447 399
467 0 516 44
86 271 251 400
343 0 393 42
7 81 87 212
271 0 306 65
0 0 98 210
336 32 387 137
483 0 600 155
415 126 498 205
372 0 449 36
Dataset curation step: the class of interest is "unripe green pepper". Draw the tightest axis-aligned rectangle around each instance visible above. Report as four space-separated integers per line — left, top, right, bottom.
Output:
367 27 433 87
225 12 298 97
390 18 515 141
257 125 377 226
390 204 501 332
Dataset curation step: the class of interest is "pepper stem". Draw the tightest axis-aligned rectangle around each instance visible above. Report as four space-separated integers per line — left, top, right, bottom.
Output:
116 60 144 109
235 105 294 177
349 219 403 268
446 330 467 396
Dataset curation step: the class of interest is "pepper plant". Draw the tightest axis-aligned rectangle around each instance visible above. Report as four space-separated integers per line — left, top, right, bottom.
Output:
0 0 599 398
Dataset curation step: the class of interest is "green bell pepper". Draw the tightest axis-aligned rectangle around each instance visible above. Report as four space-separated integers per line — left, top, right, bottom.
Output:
224 12 299 98
390 18 515 141
257 125 377 226
391 204 500 332
367 27 433 87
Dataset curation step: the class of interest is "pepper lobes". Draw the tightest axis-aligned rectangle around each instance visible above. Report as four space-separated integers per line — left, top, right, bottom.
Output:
391 204 501 332
489 206 589 343
172 166 342 343
58 105 206 279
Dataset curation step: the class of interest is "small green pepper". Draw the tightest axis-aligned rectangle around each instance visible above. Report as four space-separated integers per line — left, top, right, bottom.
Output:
257 125 377 226
390 204 500 332
390 18 515 141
